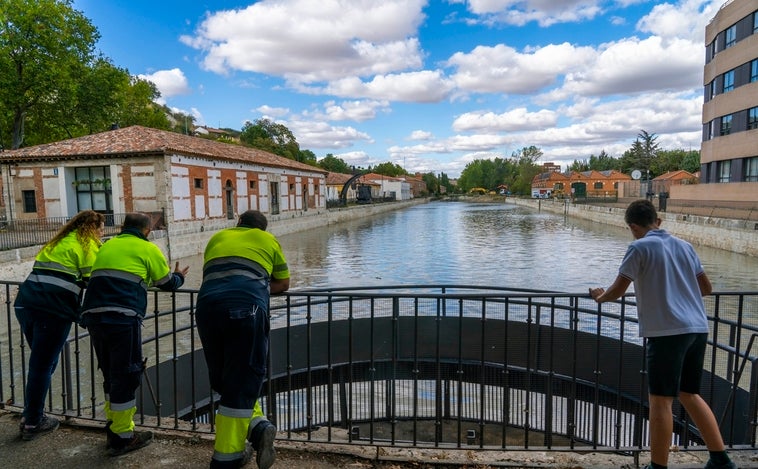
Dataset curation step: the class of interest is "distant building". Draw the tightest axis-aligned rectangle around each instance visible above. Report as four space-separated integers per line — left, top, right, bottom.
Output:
531 170 630 198
689 1 758 204
0 125 326 224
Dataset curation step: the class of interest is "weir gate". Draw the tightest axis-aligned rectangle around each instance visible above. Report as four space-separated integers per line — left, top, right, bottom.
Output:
1 283 757 457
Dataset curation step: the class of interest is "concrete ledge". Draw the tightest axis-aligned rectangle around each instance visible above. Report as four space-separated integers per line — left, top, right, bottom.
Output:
508 197 758 257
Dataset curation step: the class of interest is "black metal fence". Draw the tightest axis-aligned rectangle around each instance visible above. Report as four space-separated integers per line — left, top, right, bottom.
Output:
0 211 166 251
1 283 757 457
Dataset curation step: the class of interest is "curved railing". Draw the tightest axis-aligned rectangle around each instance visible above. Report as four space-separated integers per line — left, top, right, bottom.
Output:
1 282 757 455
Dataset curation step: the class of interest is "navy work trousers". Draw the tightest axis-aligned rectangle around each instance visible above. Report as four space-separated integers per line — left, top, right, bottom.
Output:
87 321 144 405
15 307 72 426
196 303 269 410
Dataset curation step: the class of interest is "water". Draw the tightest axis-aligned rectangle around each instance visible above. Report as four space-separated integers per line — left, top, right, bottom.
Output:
178 201 758 293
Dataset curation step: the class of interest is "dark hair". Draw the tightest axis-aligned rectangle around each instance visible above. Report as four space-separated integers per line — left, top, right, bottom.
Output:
123 212 152 232
238 210 268 231
44 210 105 254
625 199 657 227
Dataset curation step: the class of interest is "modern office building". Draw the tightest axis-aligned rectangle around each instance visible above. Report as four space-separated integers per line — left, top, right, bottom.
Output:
682 0 758 204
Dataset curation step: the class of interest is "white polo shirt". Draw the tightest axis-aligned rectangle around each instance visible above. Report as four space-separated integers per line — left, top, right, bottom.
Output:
618 229 709 338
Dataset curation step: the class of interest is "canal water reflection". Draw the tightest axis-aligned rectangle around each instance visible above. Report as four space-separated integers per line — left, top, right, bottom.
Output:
179 201 758 293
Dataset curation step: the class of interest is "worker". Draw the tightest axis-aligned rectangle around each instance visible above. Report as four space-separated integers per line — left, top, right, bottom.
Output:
81 212 189 456
196 210 289 469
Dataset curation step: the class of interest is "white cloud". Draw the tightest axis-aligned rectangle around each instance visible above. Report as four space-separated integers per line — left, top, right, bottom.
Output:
180 0 427 81
138 68 191 103
448 43 596 94
461 0 605 26
409 130 434 140
286 119 374 149
255 105 289 117
452 108 559 132
310 100 391 122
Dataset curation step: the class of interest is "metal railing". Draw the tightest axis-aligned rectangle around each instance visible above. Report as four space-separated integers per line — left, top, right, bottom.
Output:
1 283 757 457
0 211 166 251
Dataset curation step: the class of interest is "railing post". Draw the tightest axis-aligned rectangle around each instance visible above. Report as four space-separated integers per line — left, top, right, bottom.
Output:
62 341 73 411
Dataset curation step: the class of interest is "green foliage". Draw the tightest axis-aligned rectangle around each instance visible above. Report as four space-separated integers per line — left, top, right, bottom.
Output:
0 0 98 148
240 118 301 160
297 149 318 166
318 154 351 173
372 161 408 177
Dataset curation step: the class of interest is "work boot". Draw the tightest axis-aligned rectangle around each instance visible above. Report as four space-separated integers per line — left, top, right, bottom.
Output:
105 421 116 449
107 430 153 457
208 444 253 469
20 415 60 441
248 421 276 469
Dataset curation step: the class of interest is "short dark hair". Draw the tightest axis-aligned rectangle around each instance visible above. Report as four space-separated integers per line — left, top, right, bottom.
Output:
625 199 657 227
238 210 268 231
123 212 152 232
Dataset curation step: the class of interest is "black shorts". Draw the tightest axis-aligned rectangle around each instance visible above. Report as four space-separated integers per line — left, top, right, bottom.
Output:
646 333 708 397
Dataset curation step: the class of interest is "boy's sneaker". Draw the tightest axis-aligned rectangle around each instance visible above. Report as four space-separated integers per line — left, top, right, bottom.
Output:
255 422 276 469
21 415 60 441
704 460 737 469
107 430 153 457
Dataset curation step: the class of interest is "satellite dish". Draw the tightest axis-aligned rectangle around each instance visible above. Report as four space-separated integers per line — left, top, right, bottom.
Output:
631 170 642 180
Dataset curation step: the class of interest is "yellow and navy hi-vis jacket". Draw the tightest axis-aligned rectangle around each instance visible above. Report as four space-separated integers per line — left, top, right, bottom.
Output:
198 226 289 310
14 229 100 322
81 228 184 323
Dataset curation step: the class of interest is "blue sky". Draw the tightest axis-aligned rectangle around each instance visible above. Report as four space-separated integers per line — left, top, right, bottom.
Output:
71 0 723 177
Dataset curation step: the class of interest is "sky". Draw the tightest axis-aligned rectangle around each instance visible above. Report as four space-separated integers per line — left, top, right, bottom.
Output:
71 0 724 178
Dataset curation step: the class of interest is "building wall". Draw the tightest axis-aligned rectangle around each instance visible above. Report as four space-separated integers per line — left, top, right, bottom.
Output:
4 154 326 224
701 2 758 193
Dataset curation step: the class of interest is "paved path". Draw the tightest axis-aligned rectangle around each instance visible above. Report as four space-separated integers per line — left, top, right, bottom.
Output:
3 411 758 468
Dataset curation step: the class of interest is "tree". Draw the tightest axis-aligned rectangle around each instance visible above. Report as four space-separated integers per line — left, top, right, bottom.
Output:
373 161 407 177
0 0 99 148
296 149 318 166
240 118 300 160
114 77 171 130
318 154 351 173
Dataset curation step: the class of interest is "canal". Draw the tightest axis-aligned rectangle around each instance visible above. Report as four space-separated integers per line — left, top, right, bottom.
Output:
179 201 758 292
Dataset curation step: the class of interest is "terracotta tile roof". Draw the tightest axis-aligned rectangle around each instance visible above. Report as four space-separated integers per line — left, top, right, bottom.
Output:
653 170 696 181
325 172 354 184
0 125 326 174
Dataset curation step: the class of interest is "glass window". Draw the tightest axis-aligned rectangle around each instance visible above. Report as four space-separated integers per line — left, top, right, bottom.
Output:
718 160 731 182
720 115 732 136
749 107 758 130
723 70 734 92
751 59 758 83
593 182 603 189
754 12 758 33
745 157 758 182
194 178 203 189
22 190 37 213
725 25 736 48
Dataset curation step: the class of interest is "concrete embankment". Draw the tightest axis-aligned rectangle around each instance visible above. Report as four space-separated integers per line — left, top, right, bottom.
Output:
508 197 758 257
0 199 429 283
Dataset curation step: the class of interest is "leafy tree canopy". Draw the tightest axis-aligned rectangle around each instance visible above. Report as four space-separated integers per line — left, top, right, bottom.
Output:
318 154 351 173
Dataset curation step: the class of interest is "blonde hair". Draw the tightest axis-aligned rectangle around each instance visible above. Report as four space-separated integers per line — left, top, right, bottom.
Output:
44 210 105 255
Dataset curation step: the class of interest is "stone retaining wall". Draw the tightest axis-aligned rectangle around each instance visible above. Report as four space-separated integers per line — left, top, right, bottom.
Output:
508 197 758 257
0 199 429 283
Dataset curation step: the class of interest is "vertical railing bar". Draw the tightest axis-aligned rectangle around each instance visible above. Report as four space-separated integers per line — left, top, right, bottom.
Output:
593 296 601 450
172 290 179 429
479 297 486 449
523 296 533 448
456 297 463 448
413 296 419 447
327 294 334 441
369 297 375 444
306 294 313 439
